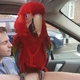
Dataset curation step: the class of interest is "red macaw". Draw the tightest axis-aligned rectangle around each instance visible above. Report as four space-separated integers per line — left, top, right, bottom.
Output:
12 2 52 73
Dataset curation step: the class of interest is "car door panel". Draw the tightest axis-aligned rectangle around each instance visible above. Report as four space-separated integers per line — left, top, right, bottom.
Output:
47 60 80 73
47 60 65 71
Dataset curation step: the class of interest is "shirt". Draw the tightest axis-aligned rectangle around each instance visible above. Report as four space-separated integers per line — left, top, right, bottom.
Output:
0 57 19 75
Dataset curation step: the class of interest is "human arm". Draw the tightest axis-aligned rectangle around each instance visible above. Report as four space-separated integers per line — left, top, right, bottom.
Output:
1 71 80 80
0 73 39 80
44 72 80 80
0 74 19 80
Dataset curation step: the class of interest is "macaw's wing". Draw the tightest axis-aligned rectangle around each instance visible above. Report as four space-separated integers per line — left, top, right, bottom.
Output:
47 45 54 60
12 35 21 63
12 46 19 62
46 35 53 59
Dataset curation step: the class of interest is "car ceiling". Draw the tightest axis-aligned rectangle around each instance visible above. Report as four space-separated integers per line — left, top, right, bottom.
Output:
0 0 69 14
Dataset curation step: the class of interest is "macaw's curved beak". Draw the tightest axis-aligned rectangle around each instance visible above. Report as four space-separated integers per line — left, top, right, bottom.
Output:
33 14 42 37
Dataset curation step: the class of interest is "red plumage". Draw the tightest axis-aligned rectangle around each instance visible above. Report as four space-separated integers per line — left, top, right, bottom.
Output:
13 2 52 73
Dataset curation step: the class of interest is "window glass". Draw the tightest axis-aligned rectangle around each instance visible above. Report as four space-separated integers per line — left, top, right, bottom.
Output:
0 14 17 32
0 22 6 27
61 0 80 25
47 25 79 60
9 22 15 32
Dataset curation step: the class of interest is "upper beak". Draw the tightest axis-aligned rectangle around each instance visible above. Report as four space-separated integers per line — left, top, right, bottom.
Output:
33 14 42 37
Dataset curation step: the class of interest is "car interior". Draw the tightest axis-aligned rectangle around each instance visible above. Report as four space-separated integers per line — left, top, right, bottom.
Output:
0 0 80 74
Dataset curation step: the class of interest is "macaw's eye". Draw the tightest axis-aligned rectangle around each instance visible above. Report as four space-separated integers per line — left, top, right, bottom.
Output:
25 14 28 18
26 13 33 20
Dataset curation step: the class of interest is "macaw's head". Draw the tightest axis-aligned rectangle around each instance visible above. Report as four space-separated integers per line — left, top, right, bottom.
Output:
15 2 46 37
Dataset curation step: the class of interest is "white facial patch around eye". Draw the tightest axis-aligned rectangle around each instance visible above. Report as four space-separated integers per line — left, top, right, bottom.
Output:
26 13 33 28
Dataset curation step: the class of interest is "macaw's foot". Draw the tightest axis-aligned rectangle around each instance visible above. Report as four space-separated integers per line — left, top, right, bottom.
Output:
38 70 45 80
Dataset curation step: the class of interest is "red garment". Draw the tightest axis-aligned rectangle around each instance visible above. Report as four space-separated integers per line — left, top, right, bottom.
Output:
13 2 51 73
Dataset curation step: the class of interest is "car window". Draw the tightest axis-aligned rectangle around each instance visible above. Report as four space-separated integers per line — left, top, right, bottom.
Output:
0 15 16 32
61 0 80 26
46 24 79 60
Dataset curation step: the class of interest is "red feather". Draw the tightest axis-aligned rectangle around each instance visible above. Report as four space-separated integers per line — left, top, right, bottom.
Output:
13 2 52 73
